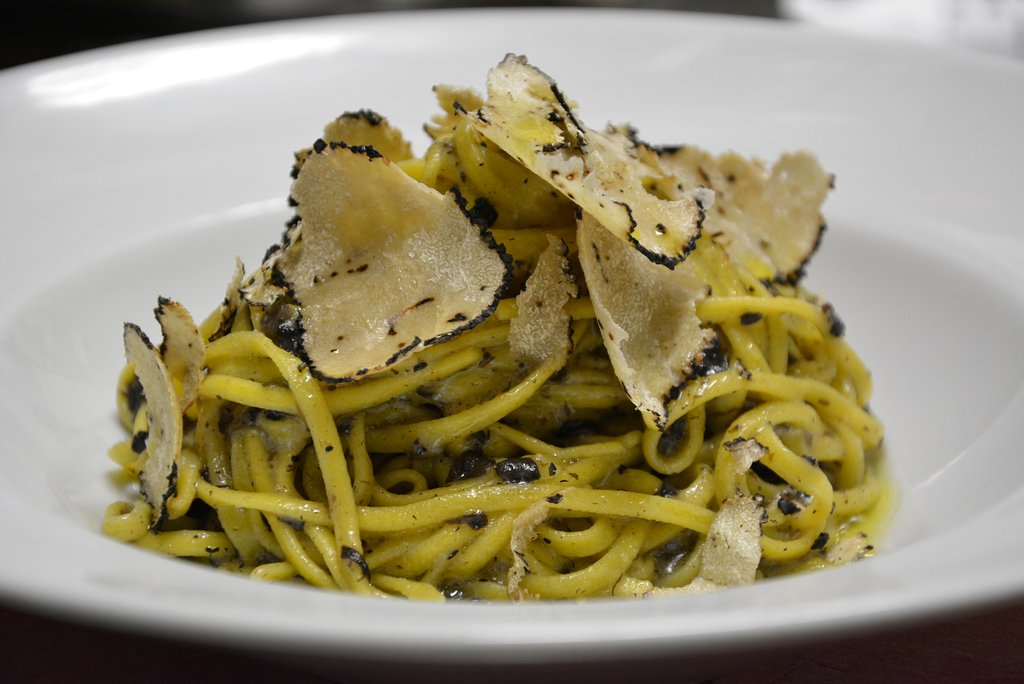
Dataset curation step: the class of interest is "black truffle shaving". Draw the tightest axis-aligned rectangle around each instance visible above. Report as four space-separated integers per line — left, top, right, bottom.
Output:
454 511 489 530
495 457 541 484
124 377 145 416
655 481 679 498
653 536 693 576
447 450 495 483
131 430 149 454
438 579 465 600
777 496 802 515
656 417 689 458
553 419 601 446
740 312 763 325
259 298 304 354
750 460 786 485
341 546 371 579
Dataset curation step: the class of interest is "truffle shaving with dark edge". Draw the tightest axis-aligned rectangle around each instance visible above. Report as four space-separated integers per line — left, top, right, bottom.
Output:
576 213 716 429
155 297 204 410
641 144 832 282
122 321 183 529
509 235 577 369
243 140 512 382
470 54 711 267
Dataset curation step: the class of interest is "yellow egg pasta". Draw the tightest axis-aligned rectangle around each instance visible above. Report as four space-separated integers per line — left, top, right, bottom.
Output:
104 55 888 601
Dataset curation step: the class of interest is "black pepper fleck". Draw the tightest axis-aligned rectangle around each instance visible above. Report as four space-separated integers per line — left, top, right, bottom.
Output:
455 511 489 530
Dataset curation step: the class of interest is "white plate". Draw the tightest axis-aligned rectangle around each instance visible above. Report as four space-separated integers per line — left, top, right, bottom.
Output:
2 8 1024 682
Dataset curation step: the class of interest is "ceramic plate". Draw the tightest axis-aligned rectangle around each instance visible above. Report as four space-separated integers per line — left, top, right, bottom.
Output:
2 8 1023 682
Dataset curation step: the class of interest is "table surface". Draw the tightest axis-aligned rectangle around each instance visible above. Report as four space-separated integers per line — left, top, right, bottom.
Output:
3 593 1024 682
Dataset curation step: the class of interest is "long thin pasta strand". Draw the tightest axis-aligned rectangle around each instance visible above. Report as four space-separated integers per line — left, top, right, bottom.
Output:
232 332 372 594
366 352 563 455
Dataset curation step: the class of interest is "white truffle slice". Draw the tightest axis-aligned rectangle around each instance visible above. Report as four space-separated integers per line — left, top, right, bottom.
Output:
247 141 512 382
699 494 765 586
651 145 831 282
209 257 245 342
155 297 203 410
471 54 707 268
509 236 577 368
826 532 874 565
124 323 183 529
722 436 768 475
577 213 718 428
507 497 553 600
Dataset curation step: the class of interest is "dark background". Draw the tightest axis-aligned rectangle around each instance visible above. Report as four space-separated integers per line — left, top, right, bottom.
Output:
4 0 1021 72
1 0 779 70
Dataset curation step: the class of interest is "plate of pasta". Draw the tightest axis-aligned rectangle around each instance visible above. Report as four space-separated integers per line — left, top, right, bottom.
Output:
1 7 1023 682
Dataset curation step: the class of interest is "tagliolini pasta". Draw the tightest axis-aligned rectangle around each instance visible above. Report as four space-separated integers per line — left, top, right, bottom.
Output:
102 55 888 601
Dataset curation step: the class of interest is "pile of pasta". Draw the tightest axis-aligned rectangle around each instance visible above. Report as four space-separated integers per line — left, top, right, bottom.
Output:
103 55 886 601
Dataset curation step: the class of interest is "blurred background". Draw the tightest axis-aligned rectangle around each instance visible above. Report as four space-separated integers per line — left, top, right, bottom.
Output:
2 0 1022 70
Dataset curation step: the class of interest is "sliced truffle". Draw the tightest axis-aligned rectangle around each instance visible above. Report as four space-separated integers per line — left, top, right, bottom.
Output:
241 220 301 312
471 54 707 268
245 141 512 382
826 532 874 565
423 93 576 232
576 213 717 428
698 494 765 586
650 145 831 282
209 258 245 342
492 226 577 291
292 109 413 177
155 297 204 410
124 323 183 529
722 436 768 475
509 236 577 368
507 497 554 600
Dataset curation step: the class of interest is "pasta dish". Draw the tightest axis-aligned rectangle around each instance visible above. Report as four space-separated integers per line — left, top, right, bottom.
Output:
102 55 888 600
